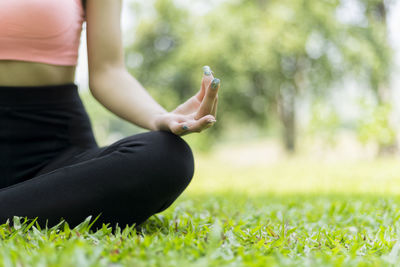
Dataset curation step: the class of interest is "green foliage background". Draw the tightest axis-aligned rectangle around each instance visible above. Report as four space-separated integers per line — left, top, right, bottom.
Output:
118 0 394 152
78 0 397 155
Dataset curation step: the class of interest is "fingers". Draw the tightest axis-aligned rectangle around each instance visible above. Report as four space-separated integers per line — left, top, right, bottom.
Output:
189 115 216 133
168 65 220 136
202 66 214 93
172 115 216 136
210 94 218 117
194 78 220 120
195 66 214 101
170 120 189 136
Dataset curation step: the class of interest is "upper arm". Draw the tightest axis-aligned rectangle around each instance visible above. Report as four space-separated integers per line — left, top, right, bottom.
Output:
85 0 125 87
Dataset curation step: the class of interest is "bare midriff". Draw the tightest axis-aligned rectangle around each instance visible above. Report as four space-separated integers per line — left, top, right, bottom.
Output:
0 60 76 87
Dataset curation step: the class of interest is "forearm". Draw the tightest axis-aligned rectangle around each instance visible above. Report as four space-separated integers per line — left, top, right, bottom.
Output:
89 67 168 131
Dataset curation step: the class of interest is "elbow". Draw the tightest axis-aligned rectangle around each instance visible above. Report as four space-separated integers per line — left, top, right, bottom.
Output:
88 64 127 93
88 78 98 94
88 74 105 101
88 69 107 96
88 68 105 93
88 69 99 93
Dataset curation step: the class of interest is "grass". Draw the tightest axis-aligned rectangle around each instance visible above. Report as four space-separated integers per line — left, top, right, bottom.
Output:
1 142 400 266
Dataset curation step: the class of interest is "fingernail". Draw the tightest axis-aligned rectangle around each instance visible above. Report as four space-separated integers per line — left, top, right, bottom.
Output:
207 119 216 124
203 66 212 76
182 125 189 130
211 78 220 89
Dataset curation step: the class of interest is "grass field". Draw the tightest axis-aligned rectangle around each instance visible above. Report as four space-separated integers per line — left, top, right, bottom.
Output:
1 141 400 267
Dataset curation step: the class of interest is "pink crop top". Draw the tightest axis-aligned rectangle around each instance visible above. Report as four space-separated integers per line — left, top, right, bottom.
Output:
0 0 85 66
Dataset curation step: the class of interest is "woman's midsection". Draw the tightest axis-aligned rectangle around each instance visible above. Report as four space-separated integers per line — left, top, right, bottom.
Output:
0 60 76 86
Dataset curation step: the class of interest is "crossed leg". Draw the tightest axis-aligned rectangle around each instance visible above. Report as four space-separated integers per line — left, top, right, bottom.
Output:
0 130 194 230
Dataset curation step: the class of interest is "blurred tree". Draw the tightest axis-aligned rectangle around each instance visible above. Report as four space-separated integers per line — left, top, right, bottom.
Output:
125 0 393 152
359 0 397 154
357 100 397 154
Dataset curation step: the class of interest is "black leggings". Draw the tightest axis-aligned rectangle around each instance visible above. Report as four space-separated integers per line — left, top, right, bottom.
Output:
0 83 194 230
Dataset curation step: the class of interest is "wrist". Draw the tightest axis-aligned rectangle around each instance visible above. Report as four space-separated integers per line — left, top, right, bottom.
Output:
151 112 170 131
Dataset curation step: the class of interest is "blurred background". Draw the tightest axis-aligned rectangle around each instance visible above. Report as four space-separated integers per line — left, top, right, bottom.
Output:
75 0 400 195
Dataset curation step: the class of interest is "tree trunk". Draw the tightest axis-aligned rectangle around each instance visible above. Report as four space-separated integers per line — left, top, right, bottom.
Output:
377 84 398 156
375 1 398 155
277 85 296 152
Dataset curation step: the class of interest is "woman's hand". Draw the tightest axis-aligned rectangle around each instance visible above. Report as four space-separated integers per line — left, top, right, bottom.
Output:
153 66 220 136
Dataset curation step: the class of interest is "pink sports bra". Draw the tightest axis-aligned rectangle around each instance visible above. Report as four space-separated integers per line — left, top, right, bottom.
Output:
0 0 85 66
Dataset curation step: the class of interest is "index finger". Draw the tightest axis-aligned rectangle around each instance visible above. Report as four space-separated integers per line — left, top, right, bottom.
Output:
194 78 220 120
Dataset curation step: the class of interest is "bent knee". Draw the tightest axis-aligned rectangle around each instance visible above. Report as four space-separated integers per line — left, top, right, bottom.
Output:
121 131 195 191
150 131 195 189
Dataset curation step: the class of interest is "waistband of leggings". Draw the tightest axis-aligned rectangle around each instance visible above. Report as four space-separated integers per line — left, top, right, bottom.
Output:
0 83 81 106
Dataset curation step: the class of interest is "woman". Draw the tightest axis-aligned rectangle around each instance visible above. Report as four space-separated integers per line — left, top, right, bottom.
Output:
0 0 220 230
